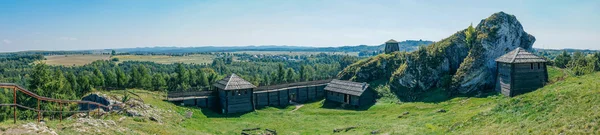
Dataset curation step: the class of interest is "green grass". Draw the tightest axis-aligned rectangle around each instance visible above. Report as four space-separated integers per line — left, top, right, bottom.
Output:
113 54 215 64
42 55 110 66
1 71 599 134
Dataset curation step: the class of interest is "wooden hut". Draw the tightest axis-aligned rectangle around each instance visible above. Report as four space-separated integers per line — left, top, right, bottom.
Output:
213 74 256 114
324 79 373 106
384 39 400 54
495 47 548 97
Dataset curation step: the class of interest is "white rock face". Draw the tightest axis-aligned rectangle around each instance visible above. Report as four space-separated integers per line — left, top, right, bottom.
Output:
455 12 535 94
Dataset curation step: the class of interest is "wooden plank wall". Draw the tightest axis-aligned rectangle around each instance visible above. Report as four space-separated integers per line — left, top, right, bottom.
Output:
511 63 546 96
222 89 254 114
496 62 512 96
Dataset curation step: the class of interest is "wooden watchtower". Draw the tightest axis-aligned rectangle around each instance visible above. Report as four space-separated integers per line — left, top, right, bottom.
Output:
213 74 256 114
495 47 548 97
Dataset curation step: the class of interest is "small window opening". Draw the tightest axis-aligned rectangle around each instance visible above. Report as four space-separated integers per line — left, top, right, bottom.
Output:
530 63 534 69
537 63 541 69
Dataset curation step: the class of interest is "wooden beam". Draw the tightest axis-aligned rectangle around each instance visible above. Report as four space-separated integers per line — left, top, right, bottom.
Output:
13 87 16 124
37 99 40 123
60 103 63 122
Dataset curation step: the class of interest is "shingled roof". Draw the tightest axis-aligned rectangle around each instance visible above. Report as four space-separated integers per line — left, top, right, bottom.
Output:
385 39 398 43
496 47 547 63
213 74 256 90
324 79 369 96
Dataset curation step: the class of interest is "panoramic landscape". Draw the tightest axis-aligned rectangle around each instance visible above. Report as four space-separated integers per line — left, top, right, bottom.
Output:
0 1 599 135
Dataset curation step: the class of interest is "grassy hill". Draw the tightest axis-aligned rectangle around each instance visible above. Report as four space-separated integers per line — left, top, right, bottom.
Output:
1 67 598 134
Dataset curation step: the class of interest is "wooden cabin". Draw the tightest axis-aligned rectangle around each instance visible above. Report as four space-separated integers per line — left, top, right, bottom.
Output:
384 39 400 54
213 74 256 114
324 79 373 106
495 47 548 97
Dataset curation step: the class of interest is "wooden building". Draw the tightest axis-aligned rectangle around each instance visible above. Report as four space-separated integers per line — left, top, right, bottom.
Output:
213 74 257 114
167 91 216 108
253 79 330 108
324 79 373 106
384 39 400 54
495 47 548 97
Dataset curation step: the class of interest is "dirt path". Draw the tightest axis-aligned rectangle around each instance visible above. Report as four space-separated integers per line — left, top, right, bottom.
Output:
290 102 304 112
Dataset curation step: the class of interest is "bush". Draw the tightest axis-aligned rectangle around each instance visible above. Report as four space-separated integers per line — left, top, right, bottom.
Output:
111 58 119 62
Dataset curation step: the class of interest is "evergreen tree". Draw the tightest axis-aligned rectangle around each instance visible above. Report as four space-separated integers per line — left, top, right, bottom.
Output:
65 72 79 96
299 65 306 81
104 69 117 88
286 68 295 83
138 65 153 89
28 63 51 96
152 73 167 91
197 71 209 88
277 63 285 83
92 67 105 87
115 68 128 89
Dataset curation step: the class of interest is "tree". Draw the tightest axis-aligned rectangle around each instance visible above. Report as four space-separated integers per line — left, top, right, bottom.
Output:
105 69 117 88
65 72 79 96
111 50 116 56
277 63 285 83
286 68 295 83
554 51 571 68
197 71 209 88
175 63 189 86
92 67 105 88
152 73 167 91
28 63 51 96
115 67 128 89
299 65 306 81
464 23 476 49
138 65 153 89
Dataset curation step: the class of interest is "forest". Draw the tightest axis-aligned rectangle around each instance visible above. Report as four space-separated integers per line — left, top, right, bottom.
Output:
0 52 358 121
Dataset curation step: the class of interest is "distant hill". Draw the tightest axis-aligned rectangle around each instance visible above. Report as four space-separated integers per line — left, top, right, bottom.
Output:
112 40 434 54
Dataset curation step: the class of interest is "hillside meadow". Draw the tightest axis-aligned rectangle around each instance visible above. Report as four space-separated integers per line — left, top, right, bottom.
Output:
1 67 598 134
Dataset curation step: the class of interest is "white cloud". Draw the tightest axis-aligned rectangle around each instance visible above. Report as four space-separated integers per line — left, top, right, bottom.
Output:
58 37 78 41
2 39 11 44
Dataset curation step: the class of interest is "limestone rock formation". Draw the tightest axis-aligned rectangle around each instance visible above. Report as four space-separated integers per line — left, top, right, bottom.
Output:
338 12 535 100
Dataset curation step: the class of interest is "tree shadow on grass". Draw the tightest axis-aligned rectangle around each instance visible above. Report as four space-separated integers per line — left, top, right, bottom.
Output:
319 100 375 111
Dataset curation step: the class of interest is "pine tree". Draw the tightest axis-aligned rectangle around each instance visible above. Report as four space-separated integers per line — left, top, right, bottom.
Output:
28 63 51 96
277 63 285 83
152 73 167 91
105 69 117 88
92 67 105 88
115 68 128 89
197 71 209 88
286 68 295 83
299 65 306 81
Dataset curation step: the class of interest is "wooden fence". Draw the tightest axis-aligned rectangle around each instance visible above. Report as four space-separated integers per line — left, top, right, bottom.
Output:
0 83 121 123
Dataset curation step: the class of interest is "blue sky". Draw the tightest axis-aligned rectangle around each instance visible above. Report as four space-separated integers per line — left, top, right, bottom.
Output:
0 0 598 52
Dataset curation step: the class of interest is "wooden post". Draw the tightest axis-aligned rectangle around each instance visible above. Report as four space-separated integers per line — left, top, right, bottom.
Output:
87 103 90 117
13 87 16 124
59 103 63 122
37 99 40 123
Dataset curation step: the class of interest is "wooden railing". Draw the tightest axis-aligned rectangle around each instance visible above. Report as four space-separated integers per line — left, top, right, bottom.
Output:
0 83 121 123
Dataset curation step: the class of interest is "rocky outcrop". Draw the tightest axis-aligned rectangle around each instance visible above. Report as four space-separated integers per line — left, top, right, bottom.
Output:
80 93 123 111
452 12 535 93
338 12 535 100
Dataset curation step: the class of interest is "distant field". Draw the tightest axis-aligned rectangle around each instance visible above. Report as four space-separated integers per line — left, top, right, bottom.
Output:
43 55 110 66
233 51 359 56
113 54 215 64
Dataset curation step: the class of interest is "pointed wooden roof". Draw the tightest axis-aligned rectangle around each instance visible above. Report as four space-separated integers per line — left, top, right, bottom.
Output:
213 74 256 90
496 47 547 63
324 79 369 96
385 39 398 43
